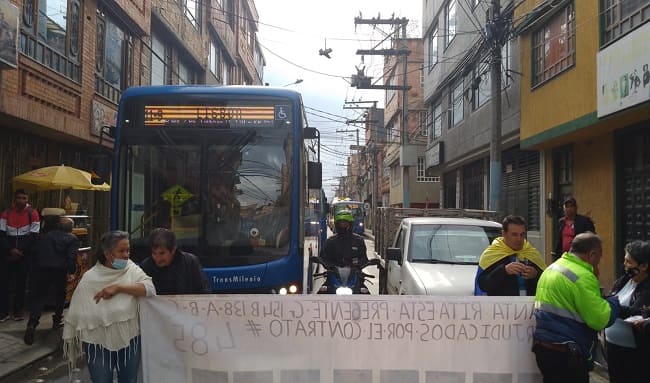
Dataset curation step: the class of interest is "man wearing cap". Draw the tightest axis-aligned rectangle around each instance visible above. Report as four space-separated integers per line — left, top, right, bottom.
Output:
552 196 595 262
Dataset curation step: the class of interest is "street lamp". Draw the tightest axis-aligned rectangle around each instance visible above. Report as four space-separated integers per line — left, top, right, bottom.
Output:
283 79 303 87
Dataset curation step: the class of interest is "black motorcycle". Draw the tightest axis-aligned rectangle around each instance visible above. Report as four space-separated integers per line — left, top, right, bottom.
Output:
310 256 379 294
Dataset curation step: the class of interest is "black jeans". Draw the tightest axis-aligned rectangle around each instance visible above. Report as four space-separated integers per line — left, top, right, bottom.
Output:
27 267 67 328
606 341 644 383
0 256 28 317
533 343 589 383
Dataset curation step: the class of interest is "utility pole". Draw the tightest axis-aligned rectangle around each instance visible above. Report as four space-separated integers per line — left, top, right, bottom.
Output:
488 0 503 213
353 16 411 208
400 20 410 208
343 100 380 224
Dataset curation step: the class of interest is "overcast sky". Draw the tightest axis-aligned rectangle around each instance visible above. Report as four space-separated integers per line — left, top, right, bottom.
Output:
255 1 422 200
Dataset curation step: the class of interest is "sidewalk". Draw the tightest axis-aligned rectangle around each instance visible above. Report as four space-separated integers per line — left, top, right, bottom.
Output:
0 311 62 380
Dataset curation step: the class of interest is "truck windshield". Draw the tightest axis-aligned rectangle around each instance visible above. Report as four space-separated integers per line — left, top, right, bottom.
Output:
409 224 501 264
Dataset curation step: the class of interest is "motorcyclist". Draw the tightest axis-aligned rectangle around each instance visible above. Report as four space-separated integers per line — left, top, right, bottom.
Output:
321 210 368 268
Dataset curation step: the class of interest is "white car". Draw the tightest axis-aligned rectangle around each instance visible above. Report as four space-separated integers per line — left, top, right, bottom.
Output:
384 217 502 295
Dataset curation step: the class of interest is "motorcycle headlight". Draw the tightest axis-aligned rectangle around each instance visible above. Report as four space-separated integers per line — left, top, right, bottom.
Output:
336 287 353 295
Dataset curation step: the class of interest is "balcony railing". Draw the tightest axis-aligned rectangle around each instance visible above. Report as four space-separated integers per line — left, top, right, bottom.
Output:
20 32 81 83
95 75 121 104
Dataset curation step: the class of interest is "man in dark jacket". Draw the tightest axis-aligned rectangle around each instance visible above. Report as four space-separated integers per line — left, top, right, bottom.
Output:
140 228 210 294
0 189 41 322
24 216 77 345
552 196 595 261
477 215 546 296
321 210 368 268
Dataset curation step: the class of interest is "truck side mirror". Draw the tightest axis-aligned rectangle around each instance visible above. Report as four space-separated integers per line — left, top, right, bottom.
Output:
386 247 402 266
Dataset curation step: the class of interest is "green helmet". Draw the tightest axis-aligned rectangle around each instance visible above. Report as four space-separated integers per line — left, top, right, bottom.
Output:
334 210 354 224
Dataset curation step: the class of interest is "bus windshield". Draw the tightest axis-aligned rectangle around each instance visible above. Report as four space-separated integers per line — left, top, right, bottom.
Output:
120 101 294 268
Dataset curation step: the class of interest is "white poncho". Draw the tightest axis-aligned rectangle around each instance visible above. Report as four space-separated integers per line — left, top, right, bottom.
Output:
63 259 156 367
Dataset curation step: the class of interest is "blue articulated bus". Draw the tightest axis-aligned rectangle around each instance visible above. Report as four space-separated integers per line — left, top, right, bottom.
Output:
108 85 323 294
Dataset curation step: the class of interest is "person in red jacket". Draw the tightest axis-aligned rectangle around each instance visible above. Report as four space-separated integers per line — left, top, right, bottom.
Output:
0 189 41 321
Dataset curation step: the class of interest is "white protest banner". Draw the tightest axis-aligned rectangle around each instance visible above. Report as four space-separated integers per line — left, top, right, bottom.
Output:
140 295 541 383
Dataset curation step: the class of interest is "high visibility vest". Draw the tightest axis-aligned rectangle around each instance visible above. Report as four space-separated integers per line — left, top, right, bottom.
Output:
535 252 612 331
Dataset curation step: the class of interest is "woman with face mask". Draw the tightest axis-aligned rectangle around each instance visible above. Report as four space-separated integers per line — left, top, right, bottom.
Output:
62 231 156 383
605 240 650 383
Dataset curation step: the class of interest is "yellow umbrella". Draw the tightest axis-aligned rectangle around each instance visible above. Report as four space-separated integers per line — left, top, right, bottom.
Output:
13 165 110 192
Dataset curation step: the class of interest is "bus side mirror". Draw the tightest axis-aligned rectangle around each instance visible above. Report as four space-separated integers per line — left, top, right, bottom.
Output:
308 161 322 189
304 127 319 139
91 153 111 185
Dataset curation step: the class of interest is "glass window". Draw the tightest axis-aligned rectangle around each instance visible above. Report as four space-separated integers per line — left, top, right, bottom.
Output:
419 111 428 136
451 81 463 126
209 41 219 77
602 0 650 45
409 224 501 263
21 0 81 80
532 3 575 86
184 0 199 27
222 60 230 85
178 60 194 84
433 102 442 139
446 0 457 47
38 0 67 53
428 27 438 70
474 66 491 109
151 33 169 85
95 12 131 103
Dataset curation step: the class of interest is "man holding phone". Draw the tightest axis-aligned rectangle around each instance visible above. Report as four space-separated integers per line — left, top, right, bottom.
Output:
476 215 546 296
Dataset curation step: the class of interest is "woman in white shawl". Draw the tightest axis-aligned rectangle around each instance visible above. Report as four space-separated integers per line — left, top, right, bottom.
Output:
63 230 156 383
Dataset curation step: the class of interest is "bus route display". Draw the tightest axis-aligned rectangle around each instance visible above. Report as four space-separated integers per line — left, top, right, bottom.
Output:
144 105 286 127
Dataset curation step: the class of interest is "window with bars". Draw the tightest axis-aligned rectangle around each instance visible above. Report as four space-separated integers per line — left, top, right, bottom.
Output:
602 0 650 45
532 2 575 87
95 11 132 104
417 157 440 182
501 148 541 231
20 0 81 81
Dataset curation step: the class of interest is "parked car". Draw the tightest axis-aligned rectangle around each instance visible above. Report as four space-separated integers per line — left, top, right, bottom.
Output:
383 217 502 295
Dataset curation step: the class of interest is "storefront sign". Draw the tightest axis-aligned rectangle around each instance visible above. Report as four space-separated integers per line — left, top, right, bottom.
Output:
141 295 540 383
597 22 650 117
426 141 444 167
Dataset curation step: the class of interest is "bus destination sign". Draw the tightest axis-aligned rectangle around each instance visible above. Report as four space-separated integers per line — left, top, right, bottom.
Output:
144 105 279 127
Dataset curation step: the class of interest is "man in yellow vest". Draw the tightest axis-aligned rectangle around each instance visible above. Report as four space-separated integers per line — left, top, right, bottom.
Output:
532 232 620 383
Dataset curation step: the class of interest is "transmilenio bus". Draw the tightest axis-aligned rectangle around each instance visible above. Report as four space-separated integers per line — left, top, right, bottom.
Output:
103 86 324 294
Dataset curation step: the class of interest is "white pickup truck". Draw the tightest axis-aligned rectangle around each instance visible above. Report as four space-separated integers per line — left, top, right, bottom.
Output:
374 208 500 295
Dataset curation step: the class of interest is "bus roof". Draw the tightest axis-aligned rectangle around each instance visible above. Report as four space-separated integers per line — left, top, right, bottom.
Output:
119 85 303 103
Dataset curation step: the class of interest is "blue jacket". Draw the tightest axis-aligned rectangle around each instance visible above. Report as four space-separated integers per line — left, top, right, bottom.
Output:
534 253 619 360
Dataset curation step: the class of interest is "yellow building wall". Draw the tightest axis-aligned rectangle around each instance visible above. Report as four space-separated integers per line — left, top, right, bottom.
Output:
543 132 617 290
518 1 600 141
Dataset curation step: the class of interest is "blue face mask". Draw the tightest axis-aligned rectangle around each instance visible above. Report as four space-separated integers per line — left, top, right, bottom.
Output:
112 258 128 270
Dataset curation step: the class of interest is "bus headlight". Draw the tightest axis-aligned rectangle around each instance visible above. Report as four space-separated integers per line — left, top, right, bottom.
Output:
288 284 298 294
278 287 288 295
